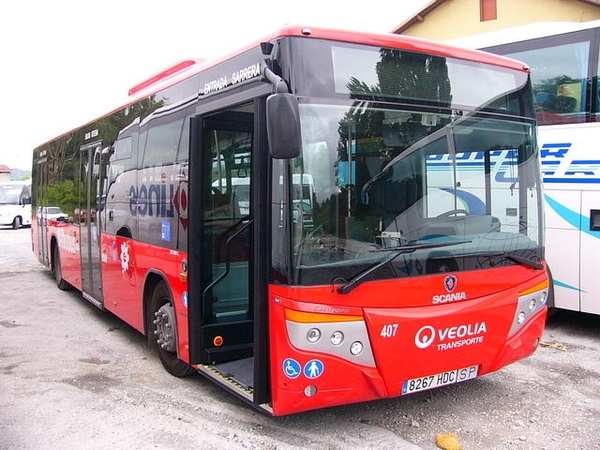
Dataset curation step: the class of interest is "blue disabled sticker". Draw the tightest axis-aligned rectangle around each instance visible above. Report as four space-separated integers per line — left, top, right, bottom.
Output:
304 359 324 379
283 358 301 379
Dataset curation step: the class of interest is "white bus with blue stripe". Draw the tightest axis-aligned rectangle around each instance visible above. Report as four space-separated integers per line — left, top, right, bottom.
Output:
450 20 600 315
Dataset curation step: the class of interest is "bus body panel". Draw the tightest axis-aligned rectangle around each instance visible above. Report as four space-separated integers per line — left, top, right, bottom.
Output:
100 234 191 362
100 234 144 331
540 122 600 315
580 189 600 314
31 217 83 291
53 222 83 291
0 204 32 227
268 266 547 416
544 211 581 311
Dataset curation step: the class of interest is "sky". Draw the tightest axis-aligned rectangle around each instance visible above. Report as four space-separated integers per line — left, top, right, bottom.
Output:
0 0 430 171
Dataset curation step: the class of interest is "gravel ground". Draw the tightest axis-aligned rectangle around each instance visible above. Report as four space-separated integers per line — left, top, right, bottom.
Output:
340 308 600 449
1 226 599 450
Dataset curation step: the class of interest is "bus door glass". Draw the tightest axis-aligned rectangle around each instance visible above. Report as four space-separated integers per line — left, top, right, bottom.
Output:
78 141 104 303
33 157 49 264
190 105 254 367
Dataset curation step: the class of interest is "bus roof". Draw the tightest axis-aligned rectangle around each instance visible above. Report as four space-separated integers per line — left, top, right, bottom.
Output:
447 19 600 49
128 25 531 100
35 25 531 149
273 26 530 71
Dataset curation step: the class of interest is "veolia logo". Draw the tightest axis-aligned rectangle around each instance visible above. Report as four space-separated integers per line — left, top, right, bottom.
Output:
415 322 488 349
415 325 436 349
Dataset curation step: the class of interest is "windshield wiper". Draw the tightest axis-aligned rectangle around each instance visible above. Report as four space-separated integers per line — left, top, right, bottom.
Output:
337 240 471 295
498 253 544 270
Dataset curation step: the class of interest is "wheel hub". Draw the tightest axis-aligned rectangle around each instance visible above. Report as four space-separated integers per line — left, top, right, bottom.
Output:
153 303 176 352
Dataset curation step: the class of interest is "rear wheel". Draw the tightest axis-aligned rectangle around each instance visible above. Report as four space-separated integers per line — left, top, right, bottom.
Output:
52 245 70 291
149 281 195 377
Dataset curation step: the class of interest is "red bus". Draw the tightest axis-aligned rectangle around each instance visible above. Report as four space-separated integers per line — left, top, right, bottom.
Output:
32 26 549 416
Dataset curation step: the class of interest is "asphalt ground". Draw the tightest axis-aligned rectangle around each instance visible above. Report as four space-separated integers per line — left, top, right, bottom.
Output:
1 226 598 450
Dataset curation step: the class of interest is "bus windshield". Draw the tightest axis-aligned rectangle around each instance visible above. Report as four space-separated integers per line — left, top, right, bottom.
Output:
0 185 24 204
288 103 541 286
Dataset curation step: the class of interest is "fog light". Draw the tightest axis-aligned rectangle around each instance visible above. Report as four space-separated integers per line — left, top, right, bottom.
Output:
304 385 317 397
350 341 363 356
307 328 321 343
331 331 344 346
528 298 536 310
517 311 526 324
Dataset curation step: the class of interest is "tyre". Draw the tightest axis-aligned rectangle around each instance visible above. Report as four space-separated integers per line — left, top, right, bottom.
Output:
546 265 556 311
52 245 70 291
149 281 195 377
12 216 21 230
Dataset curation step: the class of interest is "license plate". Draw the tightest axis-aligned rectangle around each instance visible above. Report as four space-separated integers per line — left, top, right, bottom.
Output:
401 365 478 395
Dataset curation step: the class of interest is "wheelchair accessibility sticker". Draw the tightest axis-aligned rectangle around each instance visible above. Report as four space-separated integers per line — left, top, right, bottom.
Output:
304 359 324 379
283 358 301 379
282 358 324 379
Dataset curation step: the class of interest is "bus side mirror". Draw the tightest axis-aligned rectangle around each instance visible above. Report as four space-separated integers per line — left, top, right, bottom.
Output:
267 93 301 159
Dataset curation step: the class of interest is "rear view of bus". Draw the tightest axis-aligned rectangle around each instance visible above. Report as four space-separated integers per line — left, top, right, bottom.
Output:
265 30 548 415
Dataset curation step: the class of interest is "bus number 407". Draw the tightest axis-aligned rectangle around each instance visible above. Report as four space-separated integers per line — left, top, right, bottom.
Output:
380 324 399 338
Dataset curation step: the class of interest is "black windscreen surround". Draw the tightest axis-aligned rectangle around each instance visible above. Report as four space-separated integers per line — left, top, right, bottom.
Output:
270 38 542 287
287 38 534 118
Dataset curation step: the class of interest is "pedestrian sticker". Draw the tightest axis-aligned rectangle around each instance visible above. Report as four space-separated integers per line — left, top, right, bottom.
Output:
304 359 324 379
283 358 301 379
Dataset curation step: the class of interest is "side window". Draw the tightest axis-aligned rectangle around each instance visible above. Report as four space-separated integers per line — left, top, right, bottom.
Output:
177 116 190 162
498 38 591 125
110 136 133 182
142 119 184 167
115 136 132 159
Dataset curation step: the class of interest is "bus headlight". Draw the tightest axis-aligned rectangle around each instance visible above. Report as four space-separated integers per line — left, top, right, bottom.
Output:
284 308 375 367
307 328 321 343
509 280 549 337
330 331 344 346
350 341 363 356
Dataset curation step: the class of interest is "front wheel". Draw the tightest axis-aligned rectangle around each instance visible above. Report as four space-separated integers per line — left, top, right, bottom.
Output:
149 281 195 377
12 216 21 230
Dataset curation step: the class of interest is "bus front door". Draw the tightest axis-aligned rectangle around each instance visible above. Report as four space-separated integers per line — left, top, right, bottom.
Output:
188 107 254 373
